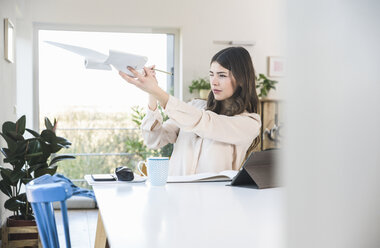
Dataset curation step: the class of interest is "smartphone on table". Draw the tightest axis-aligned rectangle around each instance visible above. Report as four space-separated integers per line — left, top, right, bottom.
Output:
91 174 116 181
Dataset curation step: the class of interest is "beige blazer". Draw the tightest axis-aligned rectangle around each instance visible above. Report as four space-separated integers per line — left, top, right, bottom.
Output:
141 95 261 176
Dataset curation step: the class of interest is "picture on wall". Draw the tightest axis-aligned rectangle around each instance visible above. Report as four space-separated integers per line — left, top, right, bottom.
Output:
268 56 285 77
4 18 15 63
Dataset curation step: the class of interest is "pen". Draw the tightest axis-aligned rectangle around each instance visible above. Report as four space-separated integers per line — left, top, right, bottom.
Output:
153 68 173 75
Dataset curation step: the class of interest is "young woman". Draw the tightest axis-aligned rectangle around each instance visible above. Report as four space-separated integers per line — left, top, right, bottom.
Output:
119 47 261 176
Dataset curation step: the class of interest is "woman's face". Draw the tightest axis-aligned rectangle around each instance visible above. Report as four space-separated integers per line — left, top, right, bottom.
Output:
209 62 237 101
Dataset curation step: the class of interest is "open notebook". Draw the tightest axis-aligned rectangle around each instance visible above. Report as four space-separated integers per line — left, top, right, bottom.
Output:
167 170 238 183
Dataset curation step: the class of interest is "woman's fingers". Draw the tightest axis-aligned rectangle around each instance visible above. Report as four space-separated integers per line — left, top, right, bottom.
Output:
150 65 156 76
127 66 142 79
143 67 151 77
119 71 139 86
145 65 156 75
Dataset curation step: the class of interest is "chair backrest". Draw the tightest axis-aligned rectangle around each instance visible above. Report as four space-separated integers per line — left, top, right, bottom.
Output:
26 174 73 248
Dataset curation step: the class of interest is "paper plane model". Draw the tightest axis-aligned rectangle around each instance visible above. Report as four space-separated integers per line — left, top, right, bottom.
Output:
45 41 148 76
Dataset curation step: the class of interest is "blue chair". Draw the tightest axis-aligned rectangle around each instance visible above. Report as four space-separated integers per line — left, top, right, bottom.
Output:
26 174 73 248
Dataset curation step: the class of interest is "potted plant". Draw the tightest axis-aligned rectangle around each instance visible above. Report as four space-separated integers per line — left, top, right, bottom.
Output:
256 73 278 98
189 77 211 99
0 115 75 244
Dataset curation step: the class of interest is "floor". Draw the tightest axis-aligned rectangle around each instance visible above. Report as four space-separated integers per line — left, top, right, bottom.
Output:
55 209 98 248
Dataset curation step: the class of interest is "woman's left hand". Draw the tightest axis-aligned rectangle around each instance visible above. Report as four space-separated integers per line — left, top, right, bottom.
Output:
119 66 159 95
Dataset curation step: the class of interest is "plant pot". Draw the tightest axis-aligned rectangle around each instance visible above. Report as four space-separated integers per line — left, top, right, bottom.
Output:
2 216 39 248
199 89 211 99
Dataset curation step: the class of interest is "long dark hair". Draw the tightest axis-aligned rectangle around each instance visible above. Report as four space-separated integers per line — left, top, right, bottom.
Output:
207 47 260 157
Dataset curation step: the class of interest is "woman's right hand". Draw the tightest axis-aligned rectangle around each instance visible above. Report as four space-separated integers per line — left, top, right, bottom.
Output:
119 65 169 108
119 66 159 95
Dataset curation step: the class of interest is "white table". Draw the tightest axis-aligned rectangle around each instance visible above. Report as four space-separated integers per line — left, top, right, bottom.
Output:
92 182 284 248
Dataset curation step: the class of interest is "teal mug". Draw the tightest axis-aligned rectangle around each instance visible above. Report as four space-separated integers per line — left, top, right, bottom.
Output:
137 157 169 186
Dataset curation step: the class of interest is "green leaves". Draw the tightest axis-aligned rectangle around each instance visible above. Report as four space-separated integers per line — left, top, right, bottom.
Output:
40 129 71 153
7 131 25 141
189 77 211 93
26 128 40 138
130 105 169 128
10 170 27 184
41 129 55 143
0 168 16 186
21 178 33 184
49 155 75 167
34 167 57 178
4 194 27 212
5 197 22 211
28 162 48 173
255 73 278 98
55 136 72 148
2 121 16 134
158 105 169 122
15 115 26 135
0 180 12 197
45 117 54 130
0 115 75 218
44 117 57 132
0 116 27 153
0 167 27 186
27 139 41 154
0 132 17 152
131 106 146 127
25 152 44 159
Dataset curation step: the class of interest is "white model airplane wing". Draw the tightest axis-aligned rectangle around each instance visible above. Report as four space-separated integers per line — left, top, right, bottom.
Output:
105 50 148 75
45 41 112 70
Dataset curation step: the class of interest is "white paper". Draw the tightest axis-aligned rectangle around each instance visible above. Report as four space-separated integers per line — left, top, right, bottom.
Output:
85 58 112 70
45 41 148 76
167 170 238 183
105 50 147 74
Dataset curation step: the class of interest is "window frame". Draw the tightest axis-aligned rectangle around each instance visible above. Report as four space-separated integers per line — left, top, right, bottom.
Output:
32 23 180 131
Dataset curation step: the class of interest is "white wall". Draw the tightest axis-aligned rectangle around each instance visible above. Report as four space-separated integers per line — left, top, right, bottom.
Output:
0 0 21 226
27 0 285 101
285 1 380 247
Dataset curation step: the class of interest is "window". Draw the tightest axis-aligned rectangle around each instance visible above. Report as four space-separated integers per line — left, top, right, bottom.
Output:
37 28 177 186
